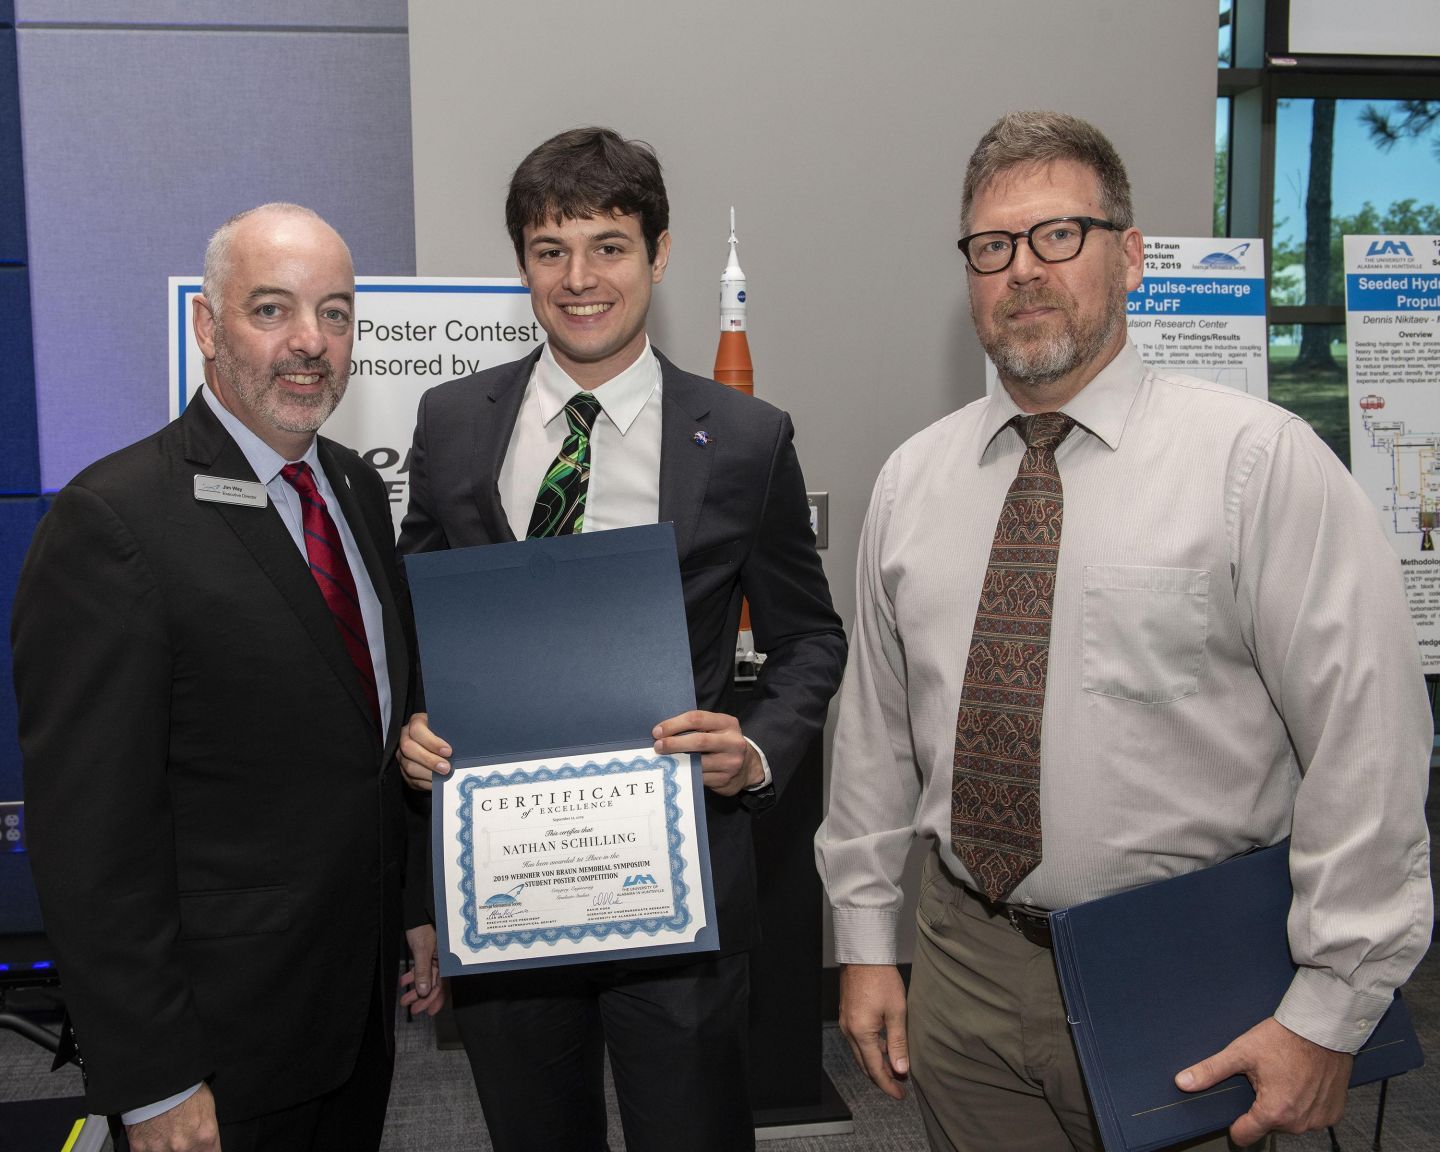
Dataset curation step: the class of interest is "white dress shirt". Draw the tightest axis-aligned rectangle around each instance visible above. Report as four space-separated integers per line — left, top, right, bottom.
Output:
499 340 662 538
496 340 771 787
816 342 1432 1054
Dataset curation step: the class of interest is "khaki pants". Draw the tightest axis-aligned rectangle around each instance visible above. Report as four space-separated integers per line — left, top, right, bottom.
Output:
909 851 1258 1152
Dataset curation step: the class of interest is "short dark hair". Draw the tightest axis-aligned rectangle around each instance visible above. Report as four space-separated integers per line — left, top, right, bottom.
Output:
961 111 1134 234
506 127 669 265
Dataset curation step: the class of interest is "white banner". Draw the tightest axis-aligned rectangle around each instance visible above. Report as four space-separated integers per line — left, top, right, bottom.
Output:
169 277 540 534
1343 234 1440 668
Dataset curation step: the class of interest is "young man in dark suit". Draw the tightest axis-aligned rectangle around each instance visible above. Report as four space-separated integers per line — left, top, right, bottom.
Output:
12 203 442 1152
397 127 845 1152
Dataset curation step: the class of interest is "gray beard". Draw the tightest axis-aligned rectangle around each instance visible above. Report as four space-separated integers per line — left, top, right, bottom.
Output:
214 340 346 435
984 301 1123 387
978 267 1130 388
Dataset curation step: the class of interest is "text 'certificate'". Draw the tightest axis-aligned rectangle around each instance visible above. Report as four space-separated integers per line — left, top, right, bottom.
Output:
441 749 709 967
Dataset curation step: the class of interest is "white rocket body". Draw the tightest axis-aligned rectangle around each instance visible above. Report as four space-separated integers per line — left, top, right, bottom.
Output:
720 208 747 332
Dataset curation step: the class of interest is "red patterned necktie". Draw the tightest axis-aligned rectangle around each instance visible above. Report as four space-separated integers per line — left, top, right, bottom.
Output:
280 462 381 731
952 411 1075 903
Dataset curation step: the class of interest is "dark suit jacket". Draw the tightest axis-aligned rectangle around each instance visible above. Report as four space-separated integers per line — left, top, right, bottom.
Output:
399 347 846 953
11 397 420 1122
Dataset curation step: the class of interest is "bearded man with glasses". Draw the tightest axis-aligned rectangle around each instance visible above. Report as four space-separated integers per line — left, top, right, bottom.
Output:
816 110 1431 1152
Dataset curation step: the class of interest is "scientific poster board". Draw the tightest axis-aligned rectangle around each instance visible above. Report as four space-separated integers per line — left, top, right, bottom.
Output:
986 238 1268 398
1344 234 1440 668
169 277 538 534
1125 238 1267 398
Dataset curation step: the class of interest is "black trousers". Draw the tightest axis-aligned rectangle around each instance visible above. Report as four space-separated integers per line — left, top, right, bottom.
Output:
110 963 393 1152
451 951 754 1152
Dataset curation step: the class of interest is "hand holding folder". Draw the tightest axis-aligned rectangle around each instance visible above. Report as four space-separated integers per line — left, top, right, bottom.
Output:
402 705 763 796
1175 1014 1352 1146
1049 840 1422 1152
405 525 720 975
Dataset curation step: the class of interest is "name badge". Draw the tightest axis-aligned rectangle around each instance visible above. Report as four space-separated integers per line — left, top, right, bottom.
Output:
193 475 268 508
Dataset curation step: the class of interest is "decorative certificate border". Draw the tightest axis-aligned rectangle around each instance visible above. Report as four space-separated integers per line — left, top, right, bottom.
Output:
454 755 693 952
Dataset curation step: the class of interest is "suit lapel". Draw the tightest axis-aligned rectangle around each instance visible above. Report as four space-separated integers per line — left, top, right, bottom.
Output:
656 352 715 561
181 400 381 746
320 440 407 753
472 349 540 544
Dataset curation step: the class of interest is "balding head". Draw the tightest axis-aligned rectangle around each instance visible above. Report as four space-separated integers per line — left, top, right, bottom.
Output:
192 204 356 458
202 203 352 316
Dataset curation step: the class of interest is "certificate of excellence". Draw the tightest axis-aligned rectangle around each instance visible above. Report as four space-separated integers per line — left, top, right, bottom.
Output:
405 524 719 975
440 748 710 966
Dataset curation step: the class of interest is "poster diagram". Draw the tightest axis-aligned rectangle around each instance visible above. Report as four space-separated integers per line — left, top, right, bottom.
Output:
1354 394 1440 550
1344 233 1440 668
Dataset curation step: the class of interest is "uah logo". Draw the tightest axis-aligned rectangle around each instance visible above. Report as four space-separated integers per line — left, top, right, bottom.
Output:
622 873 658 889
1367 240 1413 257
1197 242 1250 269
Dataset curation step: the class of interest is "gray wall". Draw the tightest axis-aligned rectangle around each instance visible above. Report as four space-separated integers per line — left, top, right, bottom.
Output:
4 0 418 933
407 0 1219 961
16 0 416 489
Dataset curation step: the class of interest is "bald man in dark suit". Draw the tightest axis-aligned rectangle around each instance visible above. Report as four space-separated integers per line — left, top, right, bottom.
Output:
13 204 441 1152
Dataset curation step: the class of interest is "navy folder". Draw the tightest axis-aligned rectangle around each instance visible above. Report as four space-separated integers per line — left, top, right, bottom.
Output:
405 523 718 973
1050 840 1422 1152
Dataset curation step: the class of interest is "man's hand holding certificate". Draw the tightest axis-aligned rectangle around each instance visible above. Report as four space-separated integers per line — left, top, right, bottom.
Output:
403 524 720 974
401 707 762 796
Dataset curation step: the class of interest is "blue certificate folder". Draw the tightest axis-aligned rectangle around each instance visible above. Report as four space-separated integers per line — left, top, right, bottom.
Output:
1050 840 1422 1152
405 523 718 974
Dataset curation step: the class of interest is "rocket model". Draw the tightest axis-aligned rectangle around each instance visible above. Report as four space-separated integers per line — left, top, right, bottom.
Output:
714 207 753 395
714 209 759 664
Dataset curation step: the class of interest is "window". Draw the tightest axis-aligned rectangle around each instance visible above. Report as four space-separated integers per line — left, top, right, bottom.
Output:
1272 98 1440 310
1217 0 1440 467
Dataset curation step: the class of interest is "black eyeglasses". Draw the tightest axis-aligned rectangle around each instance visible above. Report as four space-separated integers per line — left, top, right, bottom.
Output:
957 216 1122 274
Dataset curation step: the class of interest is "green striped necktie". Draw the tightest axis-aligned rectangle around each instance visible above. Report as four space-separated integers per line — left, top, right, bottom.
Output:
527 390 603 538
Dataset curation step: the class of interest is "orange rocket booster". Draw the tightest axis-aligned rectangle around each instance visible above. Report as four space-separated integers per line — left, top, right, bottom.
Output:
714 207 752 395
715 209 755 640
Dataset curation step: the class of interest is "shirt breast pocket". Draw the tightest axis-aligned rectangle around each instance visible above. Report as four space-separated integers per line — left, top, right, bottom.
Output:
1082 565 1209 704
